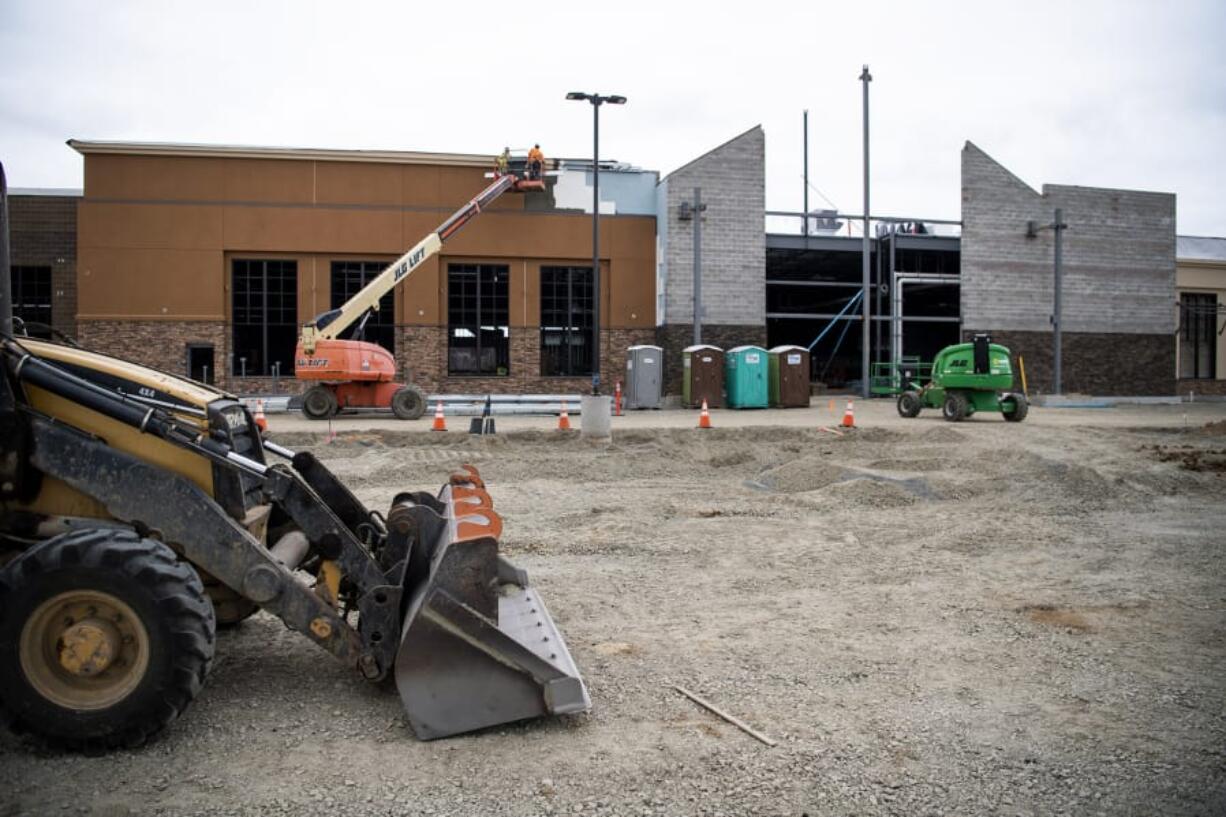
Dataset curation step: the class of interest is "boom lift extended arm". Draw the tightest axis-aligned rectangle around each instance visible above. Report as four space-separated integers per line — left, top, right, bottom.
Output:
299 174 516 355
292 170 538 420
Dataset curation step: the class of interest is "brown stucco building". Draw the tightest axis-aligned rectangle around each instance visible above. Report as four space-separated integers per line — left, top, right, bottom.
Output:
68 141 658 394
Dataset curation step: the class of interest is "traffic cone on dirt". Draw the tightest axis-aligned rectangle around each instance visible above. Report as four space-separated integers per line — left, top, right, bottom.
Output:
557 400 571 431
253 399 268 432
698 399 713 429
840 399 856 429
431 400 447 432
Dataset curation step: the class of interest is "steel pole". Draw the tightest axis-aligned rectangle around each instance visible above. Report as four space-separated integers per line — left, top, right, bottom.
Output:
693 187 702 346
591 102 601 393
1053 207 1063 395
860 65 872 399
803 110 809 237
0 162 11 336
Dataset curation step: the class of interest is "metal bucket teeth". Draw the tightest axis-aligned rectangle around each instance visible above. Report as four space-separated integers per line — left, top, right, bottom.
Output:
394 464 591 739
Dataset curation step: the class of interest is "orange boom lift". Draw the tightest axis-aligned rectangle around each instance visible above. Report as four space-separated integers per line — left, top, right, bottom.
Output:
294 163 544 420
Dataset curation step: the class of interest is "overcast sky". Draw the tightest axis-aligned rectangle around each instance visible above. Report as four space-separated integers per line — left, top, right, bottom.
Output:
1 0 1223 234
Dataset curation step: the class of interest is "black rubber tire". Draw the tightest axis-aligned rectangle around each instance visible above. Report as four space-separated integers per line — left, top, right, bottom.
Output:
0 529 215 750
942 391 969 422
390 384 427 421
1002 392 1029 423
301 386 337 420
897 391 923 418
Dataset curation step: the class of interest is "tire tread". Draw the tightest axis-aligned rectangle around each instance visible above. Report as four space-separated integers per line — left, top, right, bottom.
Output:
0 528 216 750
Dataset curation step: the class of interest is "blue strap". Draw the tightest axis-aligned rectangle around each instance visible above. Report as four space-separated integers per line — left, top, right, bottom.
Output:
806 290 864 352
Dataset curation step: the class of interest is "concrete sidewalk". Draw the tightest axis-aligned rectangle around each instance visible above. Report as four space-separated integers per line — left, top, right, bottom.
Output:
265 397 1226 435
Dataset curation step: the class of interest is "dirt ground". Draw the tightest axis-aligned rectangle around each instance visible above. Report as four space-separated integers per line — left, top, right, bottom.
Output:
3 403 1225 816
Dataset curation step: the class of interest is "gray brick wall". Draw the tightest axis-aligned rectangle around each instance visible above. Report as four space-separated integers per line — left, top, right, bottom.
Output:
961 143 1175 335
658 127 765 327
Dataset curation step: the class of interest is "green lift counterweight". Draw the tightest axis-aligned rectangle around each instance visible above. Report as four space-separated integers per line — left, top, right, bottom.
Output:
896 334 1029 423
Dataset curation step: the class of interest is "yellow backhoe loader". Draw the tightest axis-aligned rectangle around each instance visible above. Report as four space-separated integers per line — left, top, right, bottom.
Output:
0 163 589 749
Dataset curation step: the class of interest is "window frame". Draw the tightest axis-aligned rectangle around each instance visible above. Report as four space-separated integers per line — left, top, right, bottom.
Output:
1179 292 1217 380
539 265 595 377
11 264 53 337
231 258 298 377
447 262 510 377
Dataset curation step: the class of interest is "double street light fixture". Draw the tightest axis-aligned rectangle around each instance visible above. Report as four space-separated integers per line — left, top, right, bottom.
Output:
566 91 626 393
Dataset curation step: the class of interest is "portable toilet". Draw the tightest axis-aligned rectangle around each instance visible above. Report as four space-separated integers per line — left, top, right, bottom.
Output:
624 345 663 409
682 345 724 408
724 345 769 409
769 345 811 408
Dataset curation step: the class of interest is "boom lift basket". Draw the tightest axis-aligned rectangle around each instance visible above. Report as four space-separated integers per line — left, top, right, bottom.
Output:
395 466 590 738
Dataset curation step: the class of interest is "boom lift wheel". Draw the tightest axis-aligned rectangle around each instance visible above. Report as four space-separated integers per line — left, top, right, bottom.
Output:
897 390 923 418
1002 392 1029 422
0 529 215 749
942 391 969 422
302 385 338 420
390 385 427 421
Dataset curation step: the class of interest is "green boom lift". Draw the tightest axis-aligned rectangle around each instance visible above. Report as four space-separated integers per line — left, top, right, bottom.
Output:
896 334 1028 422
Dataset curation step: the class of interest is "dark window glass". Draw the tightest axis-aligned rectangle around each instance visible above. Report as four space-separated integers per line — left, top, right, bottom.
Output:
447 264 509 375
187 344 215 384
1180 293 1217 380
232 259 298 376
540 266 594 376
11 265 52 338
331 261 395 353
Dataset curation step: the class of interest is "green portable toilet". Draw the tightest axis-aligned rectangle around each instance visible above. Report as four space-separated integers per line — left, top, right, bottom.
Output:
724 345 768 409
768 345 811 408
682 345 724 408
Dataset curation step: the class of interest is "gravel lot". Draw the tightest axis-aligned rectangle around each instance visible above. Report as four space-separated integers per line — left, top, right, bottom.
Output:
3 403 1225 816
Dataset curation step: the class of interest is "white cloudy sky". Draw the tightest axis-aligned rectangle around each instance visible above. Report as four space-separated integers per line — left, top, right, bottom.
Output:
1 0 1223 234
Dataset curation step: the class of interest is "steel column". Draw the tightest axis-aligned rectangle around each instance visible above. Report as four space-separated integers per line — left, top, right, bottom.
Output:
803 110 809 237
0 163 10 336
692 188 703 346
860 65 872 398
592 102 601 392
1052 207 1065 395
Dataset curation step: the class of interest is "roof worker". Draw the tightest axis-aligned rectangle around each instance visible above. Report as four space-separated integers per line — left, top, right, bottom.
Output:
495 146 510 176
527 143 545 180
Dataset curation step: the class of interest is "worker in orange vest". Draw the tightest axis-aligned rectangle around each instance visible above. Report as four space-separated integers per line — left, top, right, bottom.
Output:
527 144 544 180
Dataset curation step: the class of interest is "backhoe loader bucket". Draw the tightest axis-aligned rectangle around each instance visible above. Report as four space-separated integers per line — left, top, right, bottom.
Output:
394 465 590 739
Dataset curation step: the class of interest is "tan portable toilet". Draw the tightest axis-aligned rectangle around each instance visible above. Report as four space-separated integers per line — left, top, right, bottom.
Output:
769 345 811 407
682 345 724 408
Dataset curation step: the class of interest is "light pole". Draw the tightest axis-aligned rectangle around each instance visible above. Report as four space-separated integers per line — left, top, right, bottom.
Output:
859 65 872 399
566 91 626 393
1026 209 1070 393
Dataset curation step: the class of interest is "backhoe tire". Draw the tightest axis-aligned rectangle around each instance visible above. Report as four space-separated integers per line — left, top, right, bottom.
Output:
0 529 215 750
302 386 338 420
1002 392 1029 422
942 391 969 422
897 391 923 418
391 385 427 421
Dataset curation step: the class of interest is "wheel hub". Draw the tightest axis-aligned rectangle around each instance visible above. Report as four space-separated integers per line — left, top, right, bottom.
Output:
20 590 150 710
58 618 121 676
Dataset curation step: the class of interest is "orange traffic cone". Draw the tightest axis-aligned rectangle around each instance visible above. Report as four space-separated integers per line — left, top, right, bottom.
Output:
431 400 447 432
253 399 268 432
557 400 571 431
841 399 856 429
698 398 713 429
